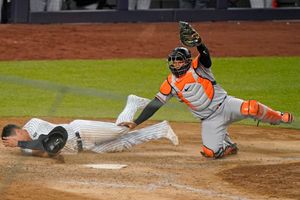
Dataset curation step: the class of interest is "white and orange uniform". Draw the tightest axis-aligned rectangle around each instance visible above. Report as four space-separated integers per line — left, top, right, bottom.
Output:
156 54 290 157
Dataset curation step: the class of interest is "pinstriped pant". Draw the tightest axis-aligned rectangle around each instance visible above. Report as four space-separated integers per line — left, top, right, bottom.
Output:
65 120 173 154
63 96 175 153
90 121 172 153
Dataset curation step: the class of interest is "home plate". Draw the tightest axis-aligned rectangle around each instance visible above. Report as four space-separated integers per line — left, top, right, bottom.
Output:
83 164 127 170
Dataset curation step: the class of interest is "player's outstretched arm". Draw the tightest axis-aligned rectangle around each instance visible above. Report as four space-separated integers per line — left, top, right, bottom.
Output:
179 21 211 68
197 43 212 68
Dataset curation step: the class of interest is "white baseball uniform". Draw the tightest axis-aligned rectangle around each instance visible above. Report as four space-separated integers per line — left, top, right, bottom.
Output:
22 95 178 154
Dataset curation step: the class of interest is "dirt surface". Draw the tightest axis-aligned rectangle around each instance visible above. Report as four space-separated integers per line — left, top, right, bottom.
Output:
0 21 300 60
0 21 300 200
0 118 300 200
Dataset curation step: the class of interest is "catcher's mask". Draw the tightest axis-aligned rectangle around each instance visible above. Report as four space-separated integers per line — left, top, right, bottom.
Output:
167 47 192 78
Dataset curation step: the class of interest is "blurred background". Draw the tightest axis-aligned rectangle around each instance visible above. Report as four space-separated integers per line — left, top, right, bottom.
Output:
1 0 300 23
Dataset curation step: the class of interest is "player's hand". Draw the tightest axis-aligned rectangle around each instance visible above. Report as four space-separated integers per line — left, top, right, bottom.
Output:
117 122 137 129
2 136 19 147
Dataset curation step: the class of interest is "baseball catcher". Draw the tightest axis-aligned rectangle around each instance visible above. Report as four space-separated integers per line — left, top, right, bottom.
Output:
119 21 294 159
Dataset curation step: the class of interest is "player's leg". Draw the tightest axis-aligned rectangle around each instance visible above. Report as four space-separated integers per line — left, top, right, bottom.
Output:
90 121 178 153
201 97 242 159
137 0 151 9
241 100 294 125
69 119 129 146
201 126 238 159
128 0 137 10
179 0 194 8
201 117 233 158
46 0 62 11
30 0 47 11
115 94 151 125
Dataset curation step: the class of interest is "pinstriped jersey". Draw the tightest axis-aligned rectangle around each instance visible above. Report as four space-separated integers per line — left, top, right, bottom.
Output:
23 118 78 153
23 118 128 153
156 56 227 119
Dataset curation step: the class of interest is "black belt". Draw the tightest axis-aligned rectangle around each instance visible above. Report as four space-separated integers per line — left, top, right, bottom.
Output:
75 132 83 152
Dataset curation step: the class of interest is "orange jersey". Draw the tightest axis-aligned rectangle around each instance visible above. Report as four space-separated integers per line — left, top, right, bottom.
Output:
156 56 227 119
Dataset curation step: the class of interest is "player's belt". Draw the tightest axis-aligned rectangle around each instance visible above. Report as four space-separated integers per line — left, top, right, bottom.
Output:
201 95 227 121
75 132 83 152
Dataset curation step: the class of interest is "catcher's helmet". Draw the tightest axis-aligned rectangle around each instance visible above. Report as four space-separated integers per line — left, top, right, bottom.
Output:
167 47 192 77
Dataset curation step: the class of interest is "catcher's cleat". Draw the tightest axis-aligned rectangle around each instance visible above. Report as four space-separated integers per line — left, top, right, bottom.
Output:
200 143 238 159
224 143 238 156
281 112 294 124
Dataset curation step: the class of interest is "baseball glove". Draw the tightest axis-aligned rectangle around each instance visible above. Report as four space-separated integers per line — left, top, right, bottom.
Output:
179 21 202 47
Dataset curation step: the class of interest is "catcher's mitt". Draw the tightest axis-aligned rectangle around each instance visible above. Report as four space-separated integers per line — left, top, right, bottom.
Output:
179 21 202 47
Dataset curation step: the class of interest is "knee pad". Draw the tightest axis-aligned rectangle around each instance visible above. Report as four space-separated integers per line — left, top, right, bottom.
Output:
201 145 224 159
240 100 262 117
240 100 282 124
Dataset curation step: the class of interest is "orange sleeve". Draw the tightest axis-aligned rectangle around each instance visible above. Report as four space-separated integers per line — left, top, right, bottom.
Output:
159 80 172 95
192 55 200 69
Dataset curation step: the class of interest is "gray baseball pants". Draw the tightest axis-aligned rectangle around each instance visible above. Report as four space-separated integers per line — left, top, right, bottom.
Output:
201 96 245 152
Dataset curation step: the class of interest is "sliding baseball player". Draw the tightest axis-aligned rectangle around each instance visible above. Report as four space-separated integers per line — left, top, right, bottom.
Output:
2 95 178 157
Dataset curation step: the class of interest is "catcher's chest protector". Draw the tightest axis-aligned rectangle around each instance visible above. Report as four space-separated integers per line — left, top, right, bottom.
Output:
169 68 214 111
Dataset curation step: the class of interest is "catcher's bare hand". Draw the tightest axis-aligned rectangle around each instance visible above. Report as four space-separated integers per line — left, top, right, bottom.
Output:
179 21 202 47
3 136 18 147
118 122 137 129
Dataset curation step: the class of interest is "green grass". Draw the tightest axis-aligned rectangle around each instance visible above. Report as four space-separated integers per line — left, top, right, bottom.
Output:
0 57 299 129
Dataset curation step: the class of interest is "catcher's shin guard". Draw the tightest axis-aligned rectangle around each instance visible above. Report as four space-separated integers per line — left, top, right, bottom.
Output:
240 100 293 125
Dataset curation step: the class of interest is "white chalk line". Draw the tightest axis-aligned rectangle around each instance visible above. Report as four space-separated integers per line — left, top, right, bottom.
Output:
53 179 250 200
171 183 249 200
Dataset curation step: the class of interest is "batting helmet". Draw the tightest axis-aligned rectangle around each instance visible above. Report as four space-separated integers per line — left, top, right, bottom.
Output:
17 126 68 156
42 126 68 156
167 47 192 77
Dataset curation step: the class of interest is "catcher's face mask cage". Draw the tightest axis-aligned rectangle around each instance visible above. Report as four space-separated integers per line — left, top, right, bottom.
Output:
167 47 192 77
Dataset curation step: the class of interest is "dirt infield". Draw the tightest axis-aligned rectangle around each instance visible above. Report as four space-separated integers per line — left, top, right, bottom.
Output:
0 21 300 60
0 21 300 200
0 118 299 200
